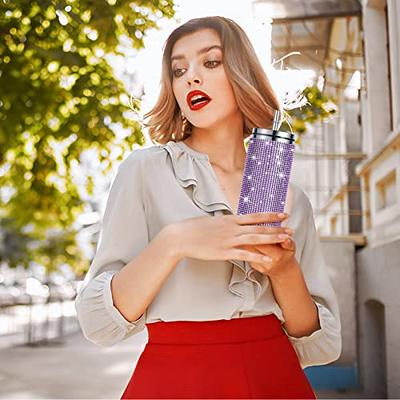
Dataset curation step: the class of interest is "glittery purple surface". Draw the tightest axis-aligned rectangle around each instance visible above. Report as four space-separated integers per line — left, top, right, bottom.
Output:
237 138 295 227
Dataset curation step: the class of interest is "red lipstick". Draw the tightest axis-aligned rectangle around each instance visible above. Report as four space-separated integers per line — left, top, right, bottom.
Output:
186 90 212 111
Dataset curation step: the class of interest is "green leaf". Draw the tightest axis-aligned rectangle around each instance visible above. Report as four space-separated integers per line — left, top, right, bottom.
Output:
0 0 175 274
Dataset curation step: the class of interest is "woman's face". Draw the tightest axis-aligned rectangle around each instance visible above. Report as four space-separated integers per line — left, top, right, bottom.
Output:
171 28 241 131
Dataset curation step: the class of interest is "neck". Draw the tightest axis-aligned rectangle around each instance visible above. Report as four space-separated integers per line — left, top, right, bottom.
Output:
185 116 247 173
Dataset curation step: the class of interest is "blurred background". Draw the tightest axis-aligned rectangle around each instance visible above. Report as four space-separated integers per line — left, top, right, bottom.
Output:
0 0 399 398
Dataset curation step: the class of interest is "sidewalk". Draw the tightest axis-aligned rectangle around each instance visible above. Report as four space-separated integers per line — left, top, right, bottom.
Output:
0 328 148 399
0 326 364 399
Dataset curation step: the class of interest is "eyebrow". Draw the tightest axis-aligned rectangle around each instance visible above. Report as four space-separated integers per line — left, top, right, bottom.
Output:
170 45 222 63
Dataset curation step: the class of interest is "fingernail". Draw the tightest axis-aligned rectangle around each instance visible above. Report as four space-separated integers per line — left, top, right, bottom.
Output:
279 234 288 239
285 228 294 234
278 213 288 218
263 256 272 262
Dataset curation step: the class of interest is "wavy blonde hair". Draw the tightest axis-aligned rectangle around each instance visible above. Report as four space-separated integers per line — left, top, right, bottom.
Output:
143 16 282 144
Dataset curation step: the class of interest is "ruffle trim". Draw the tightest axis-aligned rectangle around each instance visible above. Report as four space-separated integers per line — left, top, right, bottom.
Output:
162 141 232 214
161 140 269 304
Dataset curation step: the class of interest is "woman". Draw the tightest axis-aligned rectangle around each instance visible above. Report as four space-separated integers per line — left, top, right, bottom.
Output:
75 16 342 399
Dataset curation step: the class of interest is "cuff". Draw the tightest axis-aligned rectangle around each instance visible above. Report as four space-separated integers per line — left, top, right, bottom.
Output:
103 271 146 332
75 270 146 347
281 301 342 368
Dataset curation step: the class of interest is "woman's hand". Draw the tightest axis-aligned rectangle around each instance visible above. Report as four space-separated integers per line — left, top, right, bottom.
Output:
241 227 297 279
168 212 293 265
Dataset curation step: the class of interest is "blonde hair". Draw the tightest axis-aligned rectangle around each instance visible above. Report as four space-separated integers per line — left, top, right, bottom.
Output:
143 16 282 145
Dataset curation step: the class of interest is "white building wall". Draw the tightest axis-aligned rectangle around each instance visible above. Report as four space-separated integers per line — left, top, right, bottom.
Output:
361 0 392 152
387 0 400 133
356 1 400 398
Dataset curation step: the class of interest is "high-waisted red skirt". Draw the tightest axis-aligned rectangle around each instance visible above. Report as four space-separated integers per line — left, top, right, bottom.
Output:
121 314 316 399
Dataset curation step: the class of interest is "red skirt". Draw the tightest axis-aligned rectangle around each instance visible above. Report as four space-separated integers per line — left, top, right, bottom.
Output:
121 314 317 399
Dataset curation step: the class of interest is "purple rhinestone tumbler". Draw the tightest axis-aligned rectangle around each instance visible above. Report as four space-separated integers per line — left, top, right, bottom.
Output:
237 111 295 227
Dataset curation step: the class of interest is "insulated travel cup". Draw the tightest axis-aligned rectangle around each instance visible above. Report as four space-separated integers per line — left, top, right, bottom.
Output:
237 110 296 227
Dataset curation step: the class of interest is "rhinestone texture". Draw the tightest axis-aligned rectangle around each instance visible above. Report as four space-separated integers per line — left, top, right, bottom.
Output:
237 137 295 227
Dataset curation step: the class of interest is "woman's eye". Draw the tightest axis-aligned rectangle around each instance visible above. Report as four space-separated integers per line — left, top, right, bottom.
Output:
172 60 221 78
205 60 220 68
173 68 184 77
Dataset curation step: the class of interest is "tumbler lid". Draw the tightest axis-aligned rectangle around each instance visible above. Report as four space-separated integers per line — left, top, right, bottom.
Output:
251 127 295 144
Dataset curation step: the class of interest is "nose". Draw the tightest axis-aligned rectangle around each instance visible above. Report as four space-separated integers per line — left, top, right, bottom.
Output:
186 67 202 85
188 77 201 85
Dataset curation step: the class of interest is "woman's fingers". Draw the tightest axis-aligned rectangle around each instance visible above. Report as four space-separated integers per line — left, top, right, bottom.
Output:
234 212 288 225
280 236 296 250
174 211 293 262
239 224 294 236
231 233 290 247
229 248 272 264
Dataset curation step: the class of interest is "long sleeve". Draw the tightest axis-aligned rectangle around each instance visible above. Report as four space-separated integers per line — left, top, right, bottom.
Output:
281 194 342 369
75 151 148 347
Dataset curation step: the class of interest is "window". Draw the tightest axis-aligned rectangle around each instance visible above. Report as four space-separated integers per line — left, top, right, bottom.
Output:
375 169 396 211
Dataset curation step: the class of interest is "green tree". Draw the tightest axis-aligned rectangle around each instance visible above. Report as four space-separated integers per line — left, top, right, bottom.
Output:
281 85 338 143
0 0 175 273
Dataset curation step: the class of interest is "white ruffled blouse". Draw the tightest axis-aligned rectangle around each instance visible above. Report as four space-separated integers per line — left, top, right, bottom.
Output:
75 140 342 369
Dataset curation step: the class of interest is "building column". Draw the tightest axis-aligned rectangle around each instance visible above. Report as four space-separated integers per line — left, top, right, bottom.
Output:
387 0 400 134
361 0 391 153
